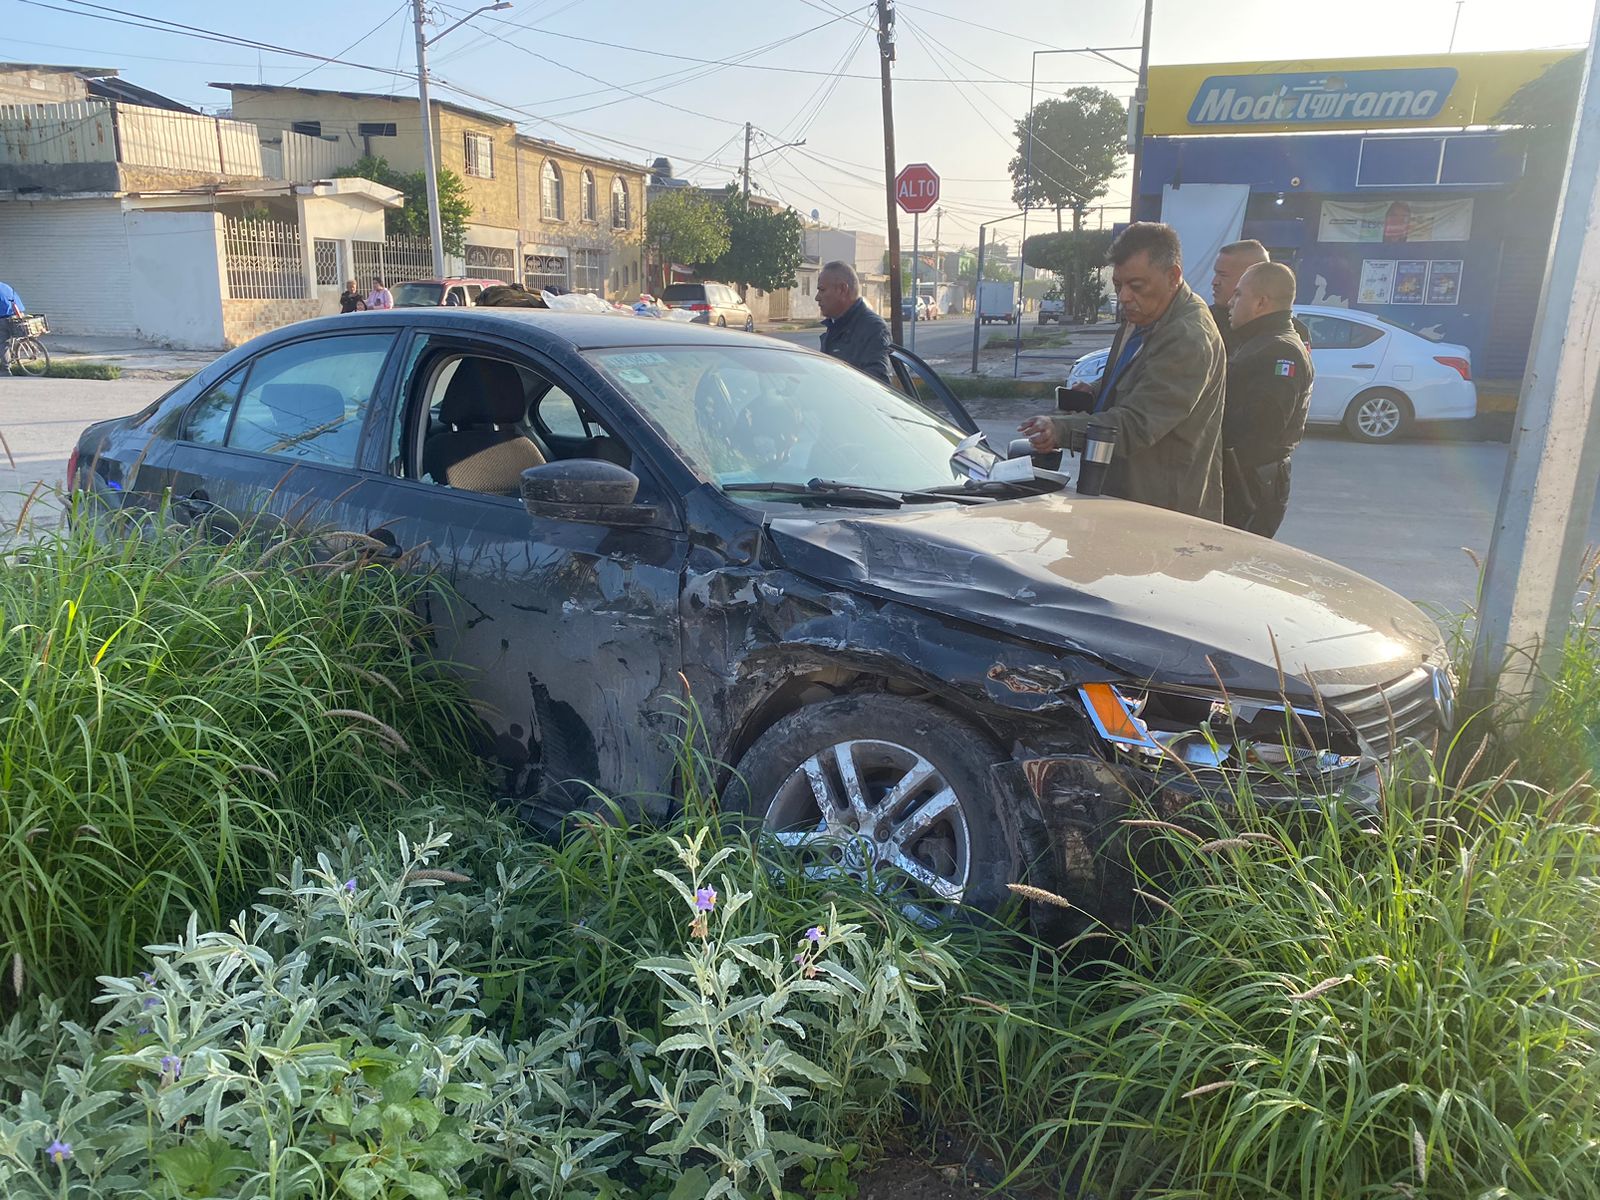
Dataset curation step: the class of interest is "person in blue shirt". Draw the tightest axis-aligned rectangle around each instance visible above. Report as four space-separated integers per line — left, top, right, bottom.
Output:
0 281 24 319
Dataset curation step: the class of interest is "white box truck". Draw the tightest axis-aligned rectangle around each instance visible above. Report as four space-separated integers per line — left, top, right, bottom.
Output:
977 281 1016 325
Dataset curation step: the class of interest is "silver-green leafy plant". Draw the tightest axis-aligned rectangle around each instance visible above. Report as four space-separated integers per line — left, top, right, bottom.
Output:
0 826 636 1200
635 828 953 1200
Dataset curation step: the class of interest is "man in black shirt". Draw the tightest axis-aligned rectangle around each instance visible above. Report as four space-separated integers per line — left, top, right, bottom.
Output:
1209 239 1269 345
1222 262 1314 537
817 260 892 384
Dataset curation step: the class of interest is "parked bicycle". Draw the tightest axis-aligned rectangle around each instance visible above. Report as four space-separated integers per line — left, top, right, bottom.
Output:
4 313 50 376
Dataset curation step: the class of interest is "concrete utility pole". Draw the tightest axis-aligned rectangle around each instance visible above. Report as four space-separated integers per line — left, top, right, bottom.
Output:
412 1 511 280
412 0 447 279
933 205 942 294
742 121 752 201
1127 0 1154 219
1467 0 1600 713
877 0 904 345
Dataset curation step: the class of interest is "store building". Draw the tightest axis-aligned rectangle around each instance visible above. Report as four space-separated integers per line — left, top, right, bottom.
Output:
1136 50 1580 382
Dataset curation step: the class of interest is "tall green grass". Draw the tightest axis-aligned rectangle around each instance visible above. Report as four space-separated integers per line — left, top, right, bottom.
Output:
915 776 1600 1199
0 502 483 1007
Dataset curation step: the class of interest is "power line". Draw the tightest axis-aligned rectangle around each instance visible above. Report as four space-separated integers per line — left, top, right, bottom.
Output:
897 2 1139 68
18 0 422 77
282 1 408 87
365 6 1098 86
777 22 872 143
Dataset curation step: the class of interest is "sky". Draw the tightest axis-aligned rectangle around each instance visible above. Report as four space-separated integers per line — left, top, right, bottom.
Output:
4 0 1594 248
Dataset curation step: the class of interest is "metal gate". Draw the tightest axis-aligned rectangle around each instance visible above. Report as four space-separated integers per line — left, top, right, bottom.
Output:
352 235 434 284
465 243 516 283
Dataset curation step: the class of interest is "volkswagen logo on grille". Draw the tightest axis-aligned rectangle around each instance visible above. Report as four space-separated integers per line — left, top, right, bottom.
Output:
1430 667 1457 729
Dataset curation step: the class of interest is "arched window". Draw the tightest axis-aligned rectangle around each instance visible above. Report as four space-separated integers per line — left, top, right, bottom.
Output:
581 169 597 222
541 160 564 221
610 176 630 230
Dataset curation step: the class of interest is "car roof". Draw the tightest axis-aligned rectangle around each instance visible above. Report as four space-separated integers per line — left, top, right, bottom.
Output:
283 308 803 352
1295 303 1387 328
400 278 504 286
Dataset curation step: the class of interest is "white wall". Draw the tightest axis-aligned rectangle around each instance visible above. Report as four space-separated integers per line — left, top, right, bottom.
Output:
126 209 227 349
300 193 390 244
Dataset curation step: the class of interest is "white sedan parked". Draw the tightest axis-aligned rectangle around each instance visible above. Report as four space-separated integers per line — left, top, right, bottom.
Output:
1063 304 1478 444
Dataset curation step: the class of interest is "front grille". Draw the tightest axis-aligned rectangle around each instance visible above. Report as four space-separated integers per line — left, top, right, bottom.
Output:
1333 668 1443 760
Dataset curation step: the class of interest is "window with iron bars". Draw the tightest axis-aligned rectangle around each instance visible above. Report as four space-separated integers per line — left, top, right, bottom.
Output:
572 247 604 292
313 238 343 287
464 132 495 179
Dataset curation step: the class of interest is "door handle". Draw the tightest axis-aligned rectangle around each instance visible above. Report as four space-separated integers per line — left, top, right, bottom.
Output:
174 489 216 516
1353 363 1376 369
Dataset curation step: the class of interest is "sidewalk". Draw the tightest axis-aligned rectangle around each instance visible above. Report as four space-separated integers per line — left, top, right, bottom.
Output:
42 335 220 379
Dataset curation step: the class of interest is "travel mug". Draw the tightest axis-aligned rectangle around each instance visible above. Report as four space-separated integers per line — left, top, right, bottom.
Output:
1076 422 1117 496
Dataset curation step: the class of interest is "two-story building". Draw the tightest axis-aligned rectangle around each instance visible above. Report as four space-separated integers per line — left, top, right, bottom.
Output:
514 133 645 298
216 83 647 298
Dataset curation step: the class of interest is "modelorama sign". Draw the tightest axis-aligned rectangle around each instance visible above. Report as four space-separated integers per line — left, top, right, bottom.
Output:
1145 50 1581 135
1188 68 1457 127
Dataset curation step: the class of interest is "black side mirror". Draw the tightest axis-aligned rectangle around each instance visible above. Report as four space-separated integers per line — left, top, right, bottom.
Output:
521 459 656 526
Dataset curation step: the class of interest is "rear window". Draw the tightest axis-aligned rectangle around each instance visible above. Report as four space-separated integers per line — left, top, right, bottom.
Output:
393 282 444 307
662 284 706 302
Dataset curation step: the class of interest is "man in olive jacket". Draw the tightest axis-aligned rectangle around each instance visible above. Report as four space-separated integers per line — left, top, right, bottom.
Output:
1020 222 1226 520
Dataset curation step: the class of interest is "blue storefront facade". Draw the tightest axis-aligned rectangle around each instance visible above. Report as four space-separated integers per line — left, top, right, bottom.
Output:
1135 52 1579 382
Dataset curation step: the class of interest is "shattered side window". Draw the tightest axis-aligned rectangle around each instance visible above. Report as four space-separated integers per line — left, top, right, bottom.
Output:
585 345 969 494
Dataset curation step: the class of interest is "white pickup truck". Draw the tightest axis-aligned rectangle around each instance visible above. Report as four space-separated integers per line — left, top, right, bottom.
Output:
1037 290 1065 325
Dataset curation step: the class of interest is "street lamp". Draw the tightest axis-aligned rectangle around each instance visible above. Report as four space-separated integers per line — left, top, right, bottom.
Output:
413 1 512 278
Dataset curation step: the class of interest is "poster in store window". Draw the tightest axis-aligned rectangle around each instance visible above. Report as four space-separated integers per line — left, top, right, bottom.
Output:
1318 199 1474 243
1425 259 1463 305
1358 259 1396 304
1393 260 1429 304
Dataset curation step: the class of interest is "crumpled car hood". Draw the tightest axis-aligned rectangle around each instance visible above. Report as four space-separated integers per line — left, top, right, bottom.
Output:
765 492 1444 699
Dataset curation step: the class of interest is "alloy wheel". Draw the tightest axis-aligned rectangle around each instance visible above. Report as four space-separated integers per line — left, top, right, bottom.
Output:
1355 394 1403 440
764 738 971 921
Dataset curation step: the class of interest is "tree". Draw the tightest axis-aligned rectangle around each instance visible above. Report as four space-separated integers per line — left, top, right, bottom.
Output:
1023 230 1113 322
1009 88 1128 233
1495 56 1584 214
699 194 805 296
334 154 470 256
644 190 730 290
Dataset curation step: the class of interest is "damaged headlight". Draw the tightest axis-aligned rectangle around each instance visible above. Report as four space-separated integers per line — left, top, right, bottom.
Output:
1078 682 1365 785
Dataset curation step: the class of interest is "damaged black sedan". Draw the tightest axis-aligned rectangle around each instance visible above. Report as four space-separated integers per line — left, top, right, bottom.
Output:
72 310 1451 925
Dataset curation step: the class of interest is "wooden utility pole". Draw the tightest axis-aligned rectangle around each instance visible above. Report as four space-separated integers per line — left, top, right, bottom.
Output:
1127 0 1154 221
877 0 904 344
742 121 752 201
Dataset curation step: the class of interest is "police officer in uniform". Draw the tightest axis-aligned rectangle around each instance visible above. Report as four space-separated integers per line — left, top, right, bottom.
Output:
1221 262 1313 537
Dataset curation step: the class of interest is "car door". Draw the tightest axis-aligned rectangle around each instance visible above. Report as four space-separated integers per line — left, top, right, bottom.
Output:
1298 312 1387 422
889 345 980 435
365 328 688 821
131 328 403 540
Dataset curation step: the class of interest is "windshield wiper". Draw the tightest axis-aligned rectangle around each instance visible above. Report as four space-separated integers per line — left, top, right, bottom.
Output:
722 479 905 508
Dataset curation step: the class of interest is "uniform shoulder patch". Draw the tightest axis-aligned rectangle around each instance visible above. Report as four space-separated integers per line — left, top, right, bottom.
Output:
1274 359 1297 377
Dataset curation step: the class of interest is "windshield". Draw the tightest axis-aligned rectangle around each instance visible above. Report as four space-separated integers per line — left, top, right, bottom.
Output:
393 282 444 307
585 345 977 494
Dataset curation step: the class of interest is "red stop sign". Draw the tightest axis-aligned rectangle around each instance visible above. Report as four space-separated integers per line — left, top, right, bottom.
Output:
894 163 940 214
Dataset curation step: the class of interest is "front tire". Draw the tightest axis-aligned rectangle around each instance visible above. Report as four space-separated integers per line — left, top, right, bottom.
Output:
11 337 49 377
1344 389 1412 443
725 695 1021 919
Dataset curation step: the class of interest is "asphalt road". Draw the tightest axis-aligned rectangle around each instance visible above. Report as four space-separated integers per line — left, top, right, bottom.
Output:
6 375 1596 616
